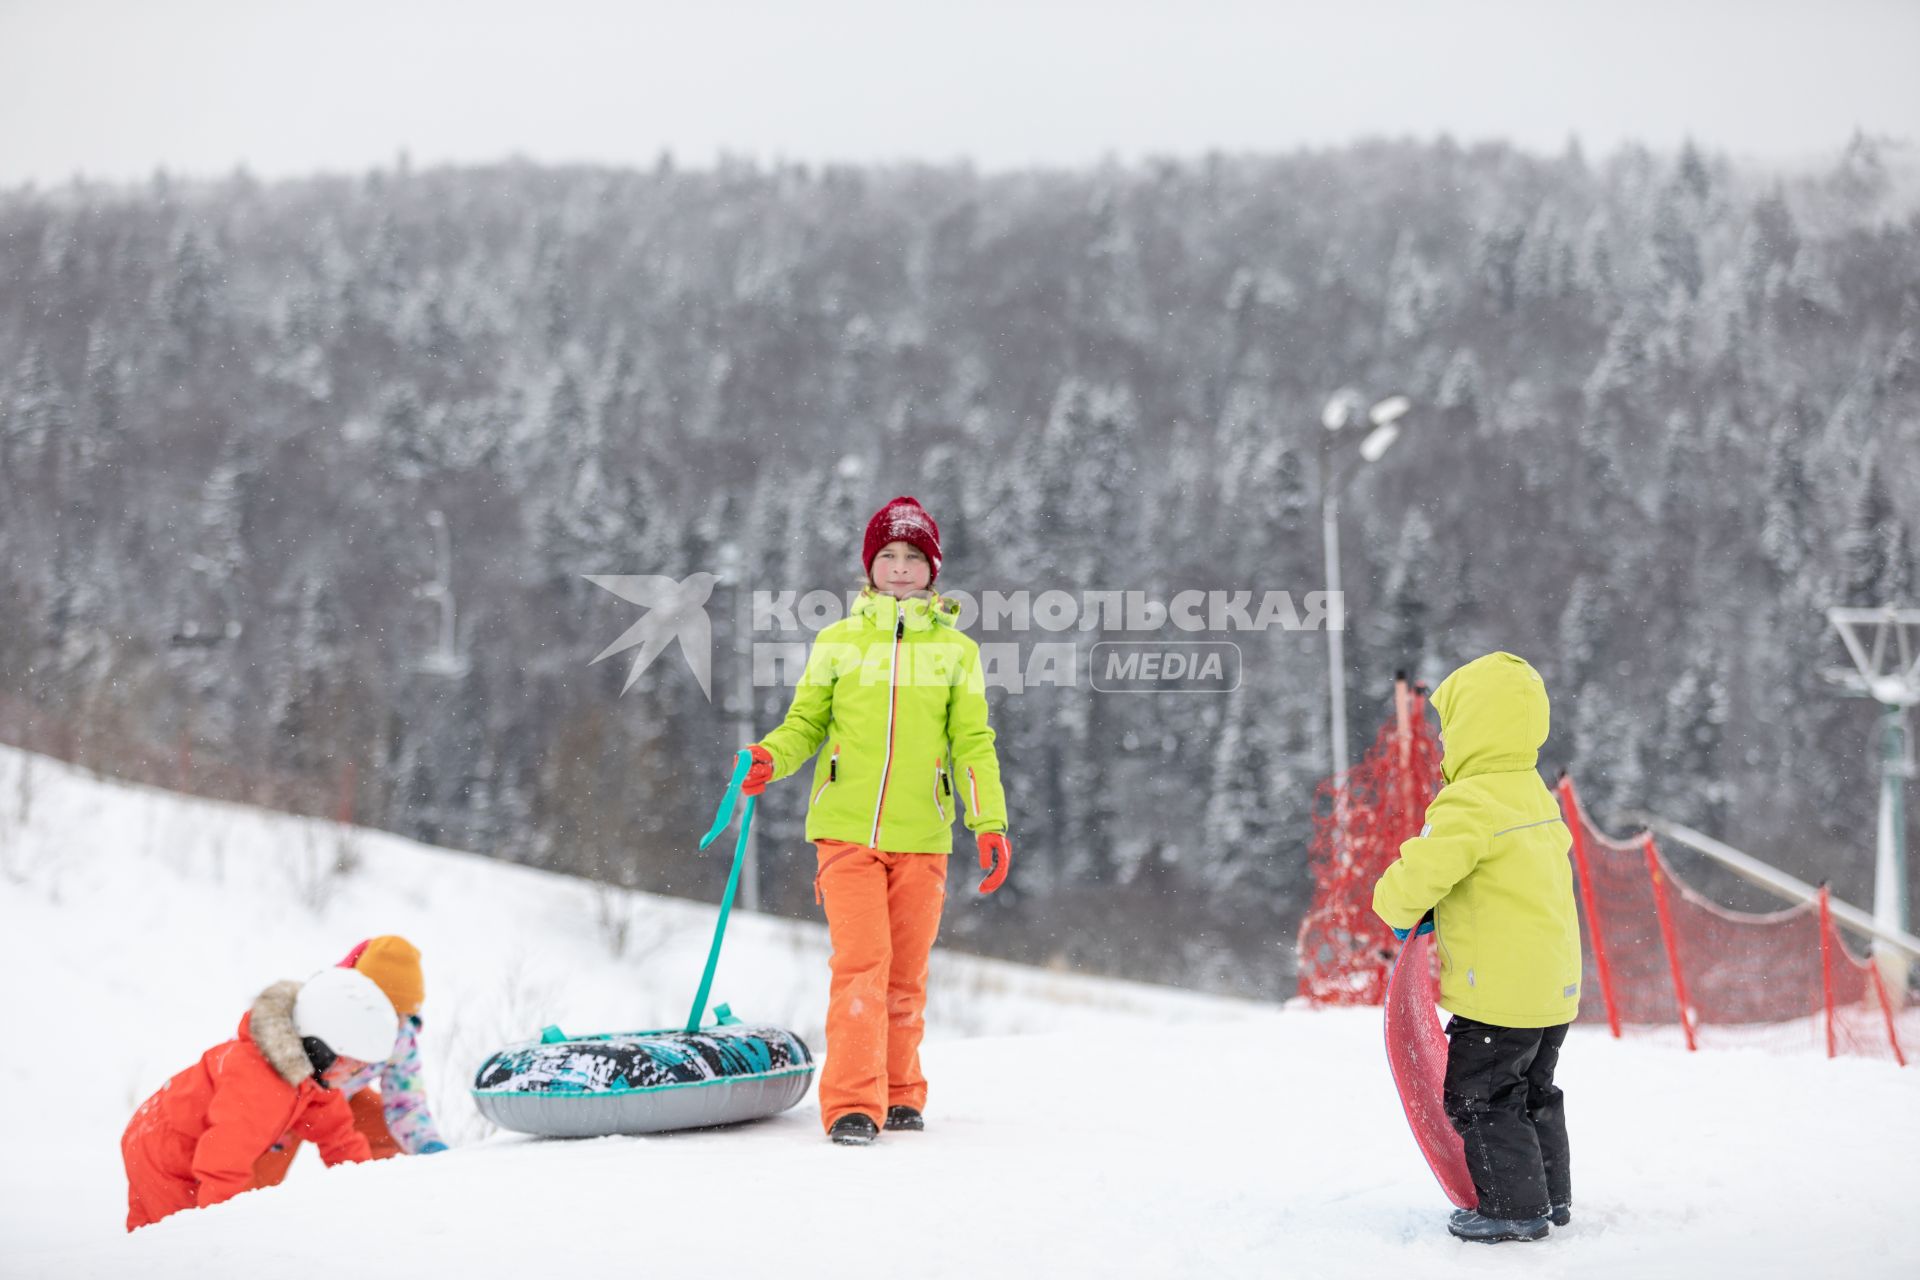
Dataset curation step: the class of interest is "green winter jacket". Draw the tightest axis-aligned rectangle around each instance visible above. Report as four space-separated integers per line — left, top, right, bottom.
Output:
1372 652 1583 1029
757 588 1007 855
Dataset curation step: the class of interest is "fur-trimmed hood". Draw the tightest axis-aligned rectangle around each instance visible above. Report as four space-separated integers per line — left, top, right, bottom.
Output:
245 980 315 1087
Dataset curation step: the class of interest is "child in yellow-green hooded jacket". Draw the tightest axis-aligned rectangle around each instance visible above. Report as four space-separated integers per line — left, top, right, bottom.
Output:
1372 652 1582 1243
739 496 1009 1146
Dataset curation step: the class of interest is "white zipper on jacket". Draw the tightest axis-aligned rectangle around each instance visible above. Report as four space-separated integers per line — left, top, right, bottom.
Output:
812 746 839 807
868 609 905 847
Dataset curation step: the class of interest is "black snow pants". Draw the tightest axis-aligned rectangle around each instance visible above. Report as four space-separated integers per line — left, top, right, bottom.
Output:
1442 1016 1571 1220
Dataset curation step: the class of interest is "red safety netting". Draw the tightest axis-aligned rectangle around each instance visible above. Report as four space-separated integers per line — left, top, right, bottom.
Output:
1557 777 1906 1065
1297 681 1444 1005
1298 691 1907 1067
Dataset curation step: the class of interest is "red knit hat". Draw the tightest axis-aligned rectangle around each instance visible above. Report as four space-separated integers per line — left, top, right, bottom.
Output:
862 496 942 587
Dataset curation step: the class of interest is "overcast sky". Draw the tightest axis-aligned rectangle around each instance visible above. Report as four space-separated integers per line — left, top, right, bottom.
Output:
2 0 1915 187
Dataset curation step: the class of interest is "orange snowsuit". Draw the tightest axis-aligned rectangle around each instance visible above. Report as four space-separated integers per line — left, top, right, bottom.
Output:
249 1087 401 1188
122 982 372 1230
813 840 949 1130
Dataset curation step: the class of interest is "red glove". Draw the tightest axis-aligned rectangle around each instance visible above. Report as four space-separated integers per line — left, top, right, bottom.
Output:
741 744 775 796
976 832 1011 895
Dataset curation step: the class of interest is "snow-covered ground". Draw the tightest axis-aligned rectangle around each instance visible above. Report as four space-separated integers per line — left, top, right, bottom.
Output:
0 743 1914 1279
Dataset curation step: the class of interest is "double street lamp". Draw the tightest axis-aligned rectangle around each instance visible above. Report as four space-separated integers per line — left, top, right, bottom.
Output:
1318 389 1415 785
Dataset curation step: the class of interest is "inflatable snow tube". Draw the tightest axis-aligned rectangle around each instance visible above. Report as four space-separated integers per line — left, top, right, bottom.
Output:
472 1016 814 1138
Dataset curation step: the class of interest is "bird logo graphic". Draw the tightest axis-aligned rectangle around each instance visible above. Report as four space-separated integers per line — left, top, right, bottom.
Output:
586 572 719 699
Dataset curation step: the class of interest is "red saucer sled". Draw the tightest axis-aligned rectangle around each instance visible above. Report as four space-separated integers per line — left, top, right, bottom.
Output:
1383 931 1478 1209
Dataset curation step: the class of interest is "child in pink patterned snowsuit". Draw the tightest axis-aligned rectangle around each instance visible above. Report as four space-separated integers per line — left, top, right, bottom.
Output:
250 935 447 1186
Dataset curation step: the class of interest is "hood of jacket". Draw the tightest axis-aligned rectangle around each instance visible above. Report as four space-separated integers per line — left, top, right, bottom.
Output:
241 980 317 1088
849 586 961 633
1431 651 1551 783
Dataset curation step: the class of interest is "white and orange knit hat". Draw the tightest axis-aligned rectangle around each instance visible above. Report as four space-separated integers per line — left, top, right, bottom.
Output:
337 935 425 1017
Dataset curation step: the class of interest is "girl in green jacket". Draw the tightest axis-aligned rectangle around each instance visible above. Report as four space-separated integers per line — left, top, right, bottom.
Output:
740 495 1010 1145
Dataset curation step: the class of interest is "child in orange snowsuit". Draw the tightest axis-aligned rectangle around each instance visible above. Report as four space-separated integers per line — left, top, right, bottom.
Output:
121 968 398 1230
741 496 1011 1145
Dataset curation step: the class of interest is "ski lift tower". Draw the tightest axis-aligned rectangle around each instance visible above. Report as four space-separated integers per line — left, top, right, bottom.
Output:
414 510 470 679
1826 605 1920 989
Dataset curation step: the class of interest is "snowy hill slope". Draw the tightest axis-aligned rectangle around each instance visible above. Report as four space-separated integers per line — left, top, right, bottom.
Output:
0 744 1914 1279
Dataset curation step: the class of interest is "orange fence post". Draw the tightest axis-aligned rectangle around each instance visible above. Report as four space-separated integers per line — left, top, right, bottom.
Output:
336 761 358 827
1557 776 1622 1039
1865 960 1907 1068
1394 676 1419 844
1642 833 1697 1051
1818 885 1838 1060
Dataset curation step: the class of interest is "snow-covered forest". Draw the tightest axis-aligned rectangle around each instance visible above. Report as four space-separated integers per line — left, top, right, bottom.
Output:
2 135 1916 994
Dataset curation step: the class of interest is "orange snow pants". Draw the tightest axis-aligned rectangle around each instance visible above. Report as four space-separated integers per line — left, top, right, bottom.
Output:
248 1089 401 1189
813 840 948 1131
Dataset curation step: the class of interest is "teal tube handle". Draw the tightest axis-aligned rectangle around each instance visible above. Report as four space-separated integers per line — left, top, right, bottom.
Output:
686 750 756 1032
699 748 754 849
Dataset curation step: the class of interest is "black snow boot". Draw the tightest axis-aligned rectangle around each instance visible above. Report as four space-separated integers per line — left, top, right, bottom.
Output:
829 1113 880 1146
1550 1203 1571 1227
884 1106 925 1132
1447 1209 1550 1243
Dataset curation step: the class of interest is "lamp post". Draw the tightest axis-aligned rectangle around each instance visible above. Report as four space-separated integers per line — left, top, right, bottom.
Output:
1319 390 1414 784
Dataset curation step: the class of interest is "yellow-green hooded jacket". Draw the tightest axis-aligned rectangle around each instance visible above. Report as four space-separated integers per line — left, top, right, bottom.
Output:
758 588 1007 854
1372 652 1582 1028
